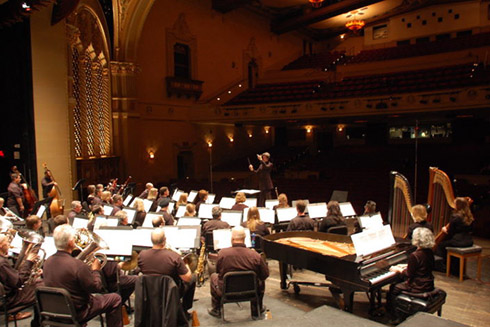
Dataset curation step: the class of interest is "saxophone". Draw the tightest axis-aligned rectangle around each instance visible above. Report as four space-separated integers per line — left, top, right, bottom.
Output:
195 239 206 286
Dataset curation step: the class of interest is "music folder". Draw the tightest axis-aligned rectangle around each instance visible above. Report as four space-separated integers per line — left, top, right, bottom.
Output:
221 210 243 227
276 207 297 222
258 208 275 224
307 202 327 219
213 228 252 250
164 227 197 250
172 189 184 202
219 197 235 210
122 207 137 224
206 194 216 204
167 202 175 214
142 199 153 212
96 229 133 256
265 199 279 210
35 205 47 218
358 213 384 230
339 202 357 217
123 194 134 206
244 198 257 208
188 190 198 203
198 203 215 219
103 205 114 216
41 236 57 259
73 217 89 229
175 205 186 218
351 225 396 257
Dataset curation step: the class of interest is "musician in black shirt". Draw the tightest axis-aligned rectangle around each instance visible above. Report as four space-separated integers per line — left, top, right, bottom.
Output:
406 204 433 239
287 200 315 231
319 201 346 233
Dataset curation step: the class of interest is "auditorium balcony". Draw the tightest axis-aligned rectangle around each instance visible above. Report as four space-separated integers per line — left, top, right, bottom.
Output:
282 51 348 71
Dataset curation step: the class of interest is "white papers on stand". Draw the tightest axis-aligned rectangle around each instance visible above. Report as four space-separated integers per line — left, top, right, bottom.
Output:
198 203 215 219
143 212 162 228
265 199 279 210
188 191 198 203
105 218 118 227
123 195 133 206
235 189 260 195
258 208 275 224
96 230 132 256
161 226 179 249
94 216 108 230
103 205 114 216
143 199 153 212
41 236 57 258
175 205 187 218
36 205 46 218
276 207 297 222
172 189 184 202
213 228 252 250
206 194 216 204
351 225 396 257
244 198 257 208
168 202 175 214
131 229 153 247
73 217 89 229
221 210 243 227
122 208 137 224
219 197 235 210
177 218 201 226
165 227 197 249
9 233 22 254
358 213 384 230
307 203 327 219
339 202 357 217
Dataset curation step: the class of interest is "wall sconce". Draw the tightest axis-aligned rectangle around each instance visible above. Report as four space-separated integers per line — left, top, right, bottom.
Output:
148 150 155 159
337 124 345 132
248 132 253 138
264 126 270 134
306 126 313 134
207 140 213 148
228 136 234 143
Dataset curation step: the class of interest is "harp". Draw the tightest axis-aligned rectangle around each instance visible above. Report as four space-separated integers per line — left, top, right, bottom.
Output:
388 171 414 238
427 167 456 235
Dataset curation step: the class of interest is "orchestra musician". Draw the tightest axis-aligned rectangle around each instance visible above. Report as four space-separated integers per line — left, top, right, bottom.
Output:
47 214 68 234
152 215 165 227
193 190 208 213
101 191 112 205
138 182 153 199
407 205 433 240
86 185 96 207
0 197 15 217
388 227 435 322
67 201 83 225
7 173 25 217
318 201 347 233
147 188 159 212
273 193 290 210
248 152 273 207
231 192 248 211
25 215 43 236
43 225 123 327
137 228 196 315
41 170 57 198
158 198 175 226
242 206 270 238
110 195 123 216
363 200 377 216
132 198 146 228
0 233 41 323
202 206 229 237
184 203 196 217
115 211 129 227
287 200 315 232
157 186 171 204
208 226 269 318
174 193 188 216
87 205 104 232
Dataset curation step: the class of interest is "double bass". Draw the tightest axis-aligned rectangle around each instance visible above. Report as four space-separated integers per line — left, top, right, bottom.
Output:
11 166 37 217
42 164 64 217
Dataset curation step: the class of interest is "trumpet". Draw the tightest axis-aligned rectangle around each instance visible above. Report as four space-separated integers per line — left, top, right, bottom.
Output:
74 228 108 269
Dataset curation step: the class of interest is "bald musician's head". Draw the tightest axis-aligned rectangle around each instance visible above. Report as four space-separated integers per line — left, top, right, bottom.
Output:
231 226 246 244
151 228 166 248
152 215 164 227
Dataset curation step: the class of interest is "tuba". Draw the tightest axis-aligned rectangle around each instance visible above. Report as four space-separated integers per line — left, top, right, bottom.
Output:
74 228 108 269
14 230 45 286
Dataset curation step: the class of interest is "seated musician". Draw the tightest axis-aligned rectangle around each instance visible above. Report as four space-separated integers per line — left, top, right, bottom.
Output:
87 205 104 232
67 201 83 225
231 192 248 211
184 203 196 217
47 214 68 234
363 200 377 216
138 182 153 199
43 225 123 327
110 195 123 216
242 206 270 238
101 191 112 205
286 200 315 232
115 211 129 227
388 227 435 320
0 233 41 323
173 193 188 216
147 188 159 212
132 198 146 227
407 205 433 239
208 226 269 318
25 215 43 236
137 228 196 315
152 215 165 227
273 193 289 210
0 197 15 217
101 262 137 313
193 189 208 213
435 197 474 267
86 185 96 207
202 206 229 238
158 198 175 226
318 201 346 233
157 186 171 204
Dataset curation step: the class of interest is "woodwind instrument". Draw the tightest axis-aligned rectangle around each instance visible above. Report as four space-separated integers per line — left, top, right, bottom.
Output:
117 176 132 195
195 239 206 286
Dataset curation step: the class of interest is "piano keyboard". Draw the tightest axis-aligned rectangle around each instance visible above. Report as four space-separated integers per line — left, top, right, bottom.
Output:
367 269 397 285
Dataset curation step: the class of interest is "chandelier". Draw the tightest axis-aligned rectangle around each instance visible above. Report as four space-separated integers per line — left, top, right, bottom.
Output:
309 0 324 8
345 19 365 32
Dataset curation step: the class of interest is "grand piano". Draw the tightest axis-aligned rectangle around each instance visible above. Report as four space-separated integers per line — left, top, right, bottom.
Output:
262 231 415 312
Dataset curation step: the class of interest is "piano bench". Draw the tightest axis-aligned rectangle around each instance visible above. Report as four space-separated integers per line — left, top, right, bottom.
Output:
446 245 482 282
394 288 447 320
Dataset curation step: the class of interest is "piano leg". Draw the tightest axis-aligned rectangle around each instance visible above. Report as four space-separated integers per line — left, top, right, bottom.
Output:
342 290 355 312
279 261 288 289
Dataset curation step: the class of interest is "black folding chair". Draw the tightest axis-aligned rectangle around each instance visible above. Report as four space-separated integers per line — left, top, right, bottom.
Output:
220 271 260 321
327 225 348 235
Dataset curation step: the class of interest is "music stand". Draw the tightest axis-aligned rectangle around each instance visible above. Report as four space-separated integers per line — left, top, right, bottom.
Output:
330 190 348 203
72 178 86 202
31 197 53 217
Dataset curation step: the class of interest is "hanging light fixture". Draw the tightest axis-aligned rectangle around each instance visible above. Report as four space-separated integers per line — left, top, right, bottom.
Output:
346 19 365 32
309 0 324 9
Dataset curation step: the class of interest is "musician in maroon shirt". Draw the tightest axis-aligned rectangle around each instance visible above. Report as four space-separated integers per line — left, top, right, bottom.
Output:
201 206 230 238
7 173 25 217
208 226 269 318
43 225 122 327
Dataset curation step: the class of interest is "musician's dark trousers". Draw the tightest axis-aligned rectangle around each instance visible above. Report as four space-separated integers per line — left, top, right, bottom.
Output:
210 273 264 314
78 293 122 327
178 274 196 311
7 281 42 327
258 189 272 208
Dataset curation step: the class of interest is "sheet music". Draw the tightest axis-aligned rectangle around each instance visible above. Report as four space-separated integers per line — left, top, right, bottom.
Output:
94 216 107 230
103 205 113 216
339 202 357 217
219 197 235 209
96 230 133 256
177 218 201 226
188 191 198 203
143 212 162 228
276 207 297 222
9 233 22 254
35 205 46 218
358 213 384 230
307 203 327 219
198 203 215 219
244 198 257 208
175 205 186 218
41 236 57 259
122 208 136 224
351 224 396 257
265 199 279 210
172 189 184 202
123 195 133 206
73 217 89 229
235 189 260 195
221 210 243 227
166 228 197 249
131 228 153 247
206 194 216 204
168 202 175 214
213 228 252 250
258 208 275 224
105 218 118 227
143 199 153 212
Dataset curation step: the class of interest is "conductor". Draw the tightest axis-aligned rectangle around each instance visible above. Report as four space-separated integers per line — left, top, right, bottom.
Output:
249 152 273 207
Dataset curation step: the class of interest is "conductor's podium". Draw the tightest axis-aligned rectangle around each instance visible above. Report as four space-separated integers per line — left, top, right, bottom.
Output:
394 288 447 320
